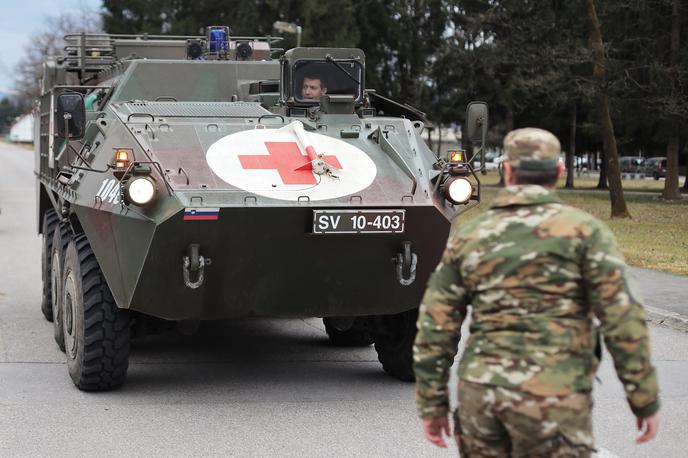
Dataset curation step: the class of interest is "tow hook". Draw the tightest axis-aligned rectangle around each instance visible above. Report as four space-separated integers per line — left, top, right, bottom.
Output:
392 241 417 286
182 243 211 289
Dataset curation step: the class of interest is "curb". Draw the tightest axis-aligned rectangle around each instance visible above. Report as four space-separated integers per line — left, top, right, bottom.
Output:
645 305 688 333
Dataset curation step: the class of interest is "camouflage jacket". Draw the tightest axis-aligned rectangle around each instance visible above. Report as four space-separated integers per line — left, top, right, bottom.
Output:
413 185 659 419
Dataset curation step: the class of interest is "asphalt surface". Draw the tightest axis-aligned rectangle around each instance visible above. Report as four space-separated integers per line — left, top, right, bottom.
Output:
1 141 687 457
630 267 688 318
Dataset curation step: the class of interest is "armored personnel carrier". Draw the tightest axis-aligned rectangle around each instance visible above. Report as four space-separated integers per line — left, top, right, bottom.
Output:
35 27 487 390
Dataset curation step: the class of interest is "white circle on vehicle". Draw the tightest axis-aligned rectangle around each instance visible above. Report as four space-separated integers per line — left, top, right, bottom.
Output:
206 126 377 201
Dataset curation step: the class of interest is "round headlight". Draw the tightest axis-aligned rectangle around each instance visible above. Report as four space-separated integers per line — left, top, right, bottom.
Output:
445 177 473 204
125 177 156 205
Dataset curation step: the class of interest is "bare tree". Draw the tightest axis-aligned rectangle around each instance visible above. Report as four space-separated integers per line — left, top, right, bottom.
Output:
12 9 101 105
565 104 576 188
586 0 630 218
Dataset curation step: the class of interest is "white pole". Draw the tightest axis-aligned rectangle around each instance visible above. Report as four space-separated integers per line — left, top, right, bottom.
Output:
291 121 330 175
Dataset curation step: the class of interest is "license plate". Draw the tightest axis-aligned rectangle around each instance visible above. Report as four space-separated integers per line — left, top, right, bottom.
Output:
312 210 405 234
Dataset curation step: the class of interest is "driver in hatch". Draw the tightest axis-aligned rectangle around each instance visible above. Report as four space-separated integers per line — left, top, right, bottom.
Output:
301 74 328 101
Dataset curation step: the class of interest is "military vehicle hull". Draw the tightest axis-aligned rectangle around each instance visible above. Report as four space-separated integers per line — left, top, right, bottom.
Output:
35 33 486 389
76 203 449 320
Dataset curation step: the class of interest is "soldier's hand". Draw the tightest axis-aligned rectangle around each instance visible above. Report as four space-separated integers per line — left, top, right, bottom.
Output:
635 414 659 443
422 415 451 448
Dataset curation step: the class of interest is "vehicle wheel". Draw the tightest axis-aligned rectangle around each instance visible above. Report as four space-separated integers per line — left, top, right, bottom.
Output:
41 209 59 321
372 308 419 382
62 234 131 391
654 172 659 180
323 317 374 347
50 223 70 352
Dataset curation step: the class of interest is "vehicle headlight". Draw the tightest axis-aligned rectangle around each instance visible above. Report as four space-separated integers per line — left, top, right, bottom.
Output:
445 177 473 205
125 176 156 206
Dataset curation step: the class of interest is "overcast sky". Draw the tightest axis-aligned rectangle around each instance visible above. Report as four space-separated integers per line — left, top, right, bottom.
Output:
0 0 102 95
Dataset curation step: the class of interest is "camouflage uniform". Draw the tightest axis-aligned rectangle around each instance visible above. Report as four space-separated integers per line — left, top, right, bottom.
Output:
413 128 659 457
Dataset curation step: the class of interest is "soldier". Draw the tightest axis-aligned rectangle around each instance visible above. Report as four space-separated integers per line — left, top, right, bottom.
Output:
301 73 328 101
413 128 660 456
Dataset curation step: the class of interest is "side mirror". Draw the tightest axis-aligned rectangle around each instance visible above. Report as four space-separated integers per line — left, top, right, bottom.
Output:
56 93 86 140
466 101 488 143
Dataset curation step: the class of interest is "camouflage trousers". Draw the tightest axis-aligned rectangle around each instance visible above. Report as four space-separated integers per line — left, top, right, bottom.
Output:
454 380 594 457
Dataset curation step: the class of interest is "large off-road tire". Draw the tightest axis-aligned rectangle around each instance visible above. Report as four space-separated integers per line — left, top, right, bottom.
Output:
372 308 419 382
323 317 374 347
62 234 131 391
50 223 71 352
41 209 59 321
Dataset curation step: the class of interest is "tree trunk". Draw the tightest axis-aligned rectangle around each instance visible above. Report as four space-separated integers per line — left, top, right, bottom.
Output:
597 150 608 190
565 104 576 188
586 0 630 217
505 104 514 132
499 104 514 187
664 137 680 200
662 0 681 200
436 125 442 157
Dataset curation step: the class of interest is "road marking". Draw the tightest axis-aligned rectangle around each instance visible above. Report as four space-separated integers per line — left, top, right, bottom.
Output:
594 447 620 458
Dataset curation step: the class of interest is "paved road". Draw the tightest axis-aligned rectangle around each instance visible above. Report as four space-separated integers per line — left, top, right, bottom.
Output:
630 267 688 317
1 141 687 457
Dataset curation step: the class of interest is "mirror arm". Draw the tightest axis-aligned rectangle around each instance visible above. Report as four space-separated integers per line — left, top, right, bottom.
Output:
61 112 93 169
62 114 72 163
480 116 486 170
63 113 72 139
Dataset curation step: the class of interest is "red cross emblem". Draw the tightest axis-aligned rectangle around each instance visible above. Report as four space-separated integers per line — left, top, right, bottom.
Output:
238 142 343 185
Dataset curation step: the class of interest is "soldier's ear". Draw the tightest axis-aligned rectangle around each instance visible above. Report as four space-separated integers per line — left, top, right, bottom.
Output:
502 161 513 184
557 161 565 177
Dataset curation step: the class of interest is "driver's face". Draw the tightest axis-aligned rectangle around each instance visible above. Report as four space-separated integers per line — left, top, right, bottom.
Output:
302 78 326 100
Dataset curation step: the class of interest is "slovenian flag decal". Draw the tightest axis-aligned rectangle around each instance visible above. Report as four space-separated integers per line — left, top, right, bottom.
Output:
184 207 220 221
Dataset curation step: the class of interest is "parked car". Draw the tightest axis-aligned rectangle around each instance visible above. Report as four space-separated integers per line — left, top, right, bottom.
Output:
472 152 503 171
619 156 645 174
643 157 667 180
574 156 590 169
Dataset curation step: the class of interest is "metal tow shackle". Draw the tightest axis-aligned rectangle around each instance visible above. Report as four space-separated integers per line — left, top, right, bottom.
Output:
393 241 417 286
182 243 212 289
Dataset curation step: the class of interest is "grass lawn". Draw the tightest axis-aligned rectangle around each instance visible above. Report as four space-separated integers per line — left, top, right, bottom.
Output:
456 180 688 276
477 170 676 192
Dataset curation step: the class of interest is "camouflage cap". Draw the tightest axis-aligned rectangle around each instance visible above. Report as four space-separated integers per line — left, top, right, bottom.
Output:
503 128 561 170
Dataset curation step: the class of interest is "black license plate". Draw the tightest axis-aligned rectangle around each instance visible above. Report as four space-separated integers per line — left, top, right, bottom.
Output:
312 210 405 234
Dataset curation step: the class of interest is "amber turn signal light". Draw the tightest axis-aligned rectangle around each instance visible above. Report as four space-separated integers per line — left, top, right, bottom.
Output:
448 151 464 163
114 148 132 169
